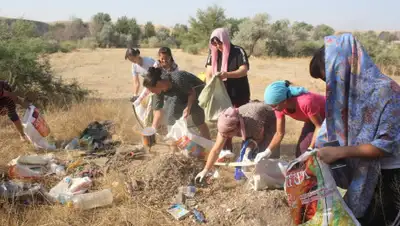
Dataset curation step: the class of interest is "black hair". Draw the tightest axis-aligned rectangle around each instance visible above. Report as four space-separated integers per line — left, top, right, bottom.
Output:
309 46 325 79
158 47 174 62
143 67 163 88
210 36 222 44
125 48 140 60
284 80 291 87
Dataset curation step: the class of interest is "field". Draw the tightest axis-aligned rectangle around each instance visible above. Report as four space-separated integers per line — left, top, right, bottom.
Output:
1 49 399 226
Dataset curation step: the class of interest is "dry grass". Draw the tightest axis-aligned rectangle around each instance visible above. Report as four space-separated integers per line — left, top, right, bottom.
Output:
1 48 399 226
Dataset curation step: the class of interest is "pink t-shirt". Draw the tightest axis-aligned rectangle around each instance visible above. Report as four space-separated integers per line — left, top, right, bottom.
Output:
275 92 326 122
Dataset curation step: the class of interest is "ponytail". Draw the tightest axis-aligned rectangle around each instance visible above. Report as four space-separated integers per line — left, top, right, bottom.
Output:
125 48 141 60
143 67 163 88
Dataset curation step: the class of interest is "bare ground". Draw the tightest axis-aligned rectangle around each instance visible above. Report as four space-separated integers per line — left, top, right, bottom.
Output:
1 48 399 226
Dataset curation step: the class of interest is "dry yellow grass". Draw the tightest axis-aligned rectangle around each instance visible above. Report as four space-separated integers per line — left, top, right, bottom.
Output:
1 48 399 225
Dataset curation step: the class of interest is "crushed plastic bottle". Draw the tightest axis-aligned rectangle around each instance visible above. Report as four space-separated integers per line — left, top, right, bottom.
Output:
50 163 66 176
68 189 113 210
65 138 79 150
178 186 196 198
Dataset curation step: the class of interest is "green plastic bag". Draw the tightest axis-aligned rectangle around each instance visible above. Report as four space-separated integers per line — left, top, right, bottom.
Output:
198 75 232 122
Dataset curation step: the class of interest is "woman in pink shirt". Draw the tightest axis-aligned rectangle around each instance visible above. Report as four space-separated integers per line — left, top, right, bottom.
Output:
254 80 325 162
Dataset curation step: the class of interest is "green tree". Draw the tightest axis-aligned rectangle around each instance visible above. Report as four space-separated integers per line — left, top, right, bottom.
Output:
64 17 89 40
115 16 141 45
291 21 313 41
265 19 293 57
99 22 114 47
312 24 335 41
226 17 248 38
11 20 38 38
232 13 269 57
90 12 111 36
378 31 398 43
144 21 156 39
186 5 227 47
171 24 188 48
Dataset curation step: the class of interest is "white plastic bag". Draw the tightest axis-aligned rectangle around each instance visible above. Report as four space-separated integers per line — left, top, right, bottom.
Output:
198 75 232 122
246 158 288 190
49 176 93 201
284 150 360 226
165 118 214 159
22 105 55 150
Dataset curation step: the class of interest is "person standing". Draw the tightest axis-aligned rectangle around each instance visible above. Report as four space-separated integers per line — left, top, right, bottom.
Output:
205 27 251 151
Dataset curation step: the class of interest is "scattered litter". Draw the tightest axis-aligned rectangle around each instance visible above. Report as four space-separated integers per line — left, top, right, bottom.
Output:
49 176 92 203
68 189 113 210
167 204 191 220
193 209 206 223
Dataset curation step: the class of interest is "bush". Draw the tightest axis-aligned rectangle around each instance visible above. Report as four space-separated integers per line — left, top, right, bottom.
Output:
60 40 78 52
184 44 201 55
78 37 98 49
24 38 61 54
0 39 89 107
292 40 323 57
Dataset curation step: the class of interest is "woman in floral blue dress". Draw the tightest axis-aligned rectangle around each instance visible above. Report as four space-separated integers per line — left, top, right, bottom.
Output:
309 33 400 225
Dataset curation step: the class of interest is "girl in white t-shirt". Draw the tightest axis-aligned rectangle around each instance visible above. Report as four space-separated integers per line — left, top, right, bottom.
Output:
125 48 156 96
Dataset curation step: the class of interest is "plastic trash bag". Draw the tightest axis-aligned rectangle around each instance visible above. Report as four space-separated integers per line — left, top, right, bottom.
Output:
49 176 92 202
22 105 56 150
247 158 288 190
198 74 232 122
283 150 360 226
165 118 214 159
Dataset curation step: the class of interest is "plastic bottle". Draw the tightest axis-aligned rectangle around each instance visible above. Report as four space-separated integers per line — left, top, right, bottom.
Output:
65 138 79 150
178 186 196 198
68 189 113 210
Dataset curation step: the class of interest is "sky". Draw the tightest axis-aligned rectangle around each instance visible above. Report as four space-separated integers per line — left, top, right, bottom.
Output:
0 0 399 31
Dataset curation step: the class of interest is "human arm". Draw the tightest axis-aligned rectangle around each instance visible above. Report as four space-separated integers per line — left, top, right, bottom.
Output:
308 114 323 149
183 88 196 119
267 116 285 152
318 144 384 164
219 47 250 79
220 65 248 79
151 93 164 130
132 75 140 96
204 49 213 83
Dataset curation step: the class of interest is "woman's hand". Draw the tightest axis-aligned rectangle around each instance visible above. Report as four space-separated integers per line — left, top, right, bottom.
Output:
317 147 345 164
219 72 228 80
183 106 191 119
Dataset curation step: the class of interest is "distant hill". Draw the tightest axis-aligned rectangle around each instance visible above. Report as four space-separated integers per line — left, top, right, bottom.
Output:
0 17 50 35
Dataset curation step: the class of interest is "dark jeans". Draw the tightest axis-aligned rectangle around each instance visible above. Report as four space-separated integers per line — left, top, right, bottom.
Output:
357 168 400 226
296 121 315 158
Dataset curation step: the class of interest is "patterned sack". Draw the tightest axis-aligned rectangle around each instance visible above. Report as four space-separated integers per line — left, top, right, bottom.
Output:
165 118 214 160
284 150 360 226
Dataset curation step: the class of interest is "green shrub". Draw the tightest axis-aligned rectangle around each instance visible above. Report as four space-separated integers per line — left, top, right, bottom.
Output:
0 39 90 107
184 44 200 55
78 37 98 50
60 40 78 53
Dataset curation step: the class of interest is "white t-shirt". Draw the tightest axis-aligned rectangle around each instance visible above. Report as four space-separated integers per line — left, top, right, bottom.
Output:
132 57 156 77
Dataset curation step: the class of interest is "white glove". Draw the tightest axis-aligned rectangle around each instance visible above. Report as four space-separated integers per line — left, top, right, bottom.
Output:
195 169 208 183
254 149 272 163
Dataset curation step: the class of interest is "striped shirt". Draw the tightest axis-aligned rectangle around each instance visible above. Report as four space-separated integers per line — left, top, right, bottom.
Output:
0 80 19 122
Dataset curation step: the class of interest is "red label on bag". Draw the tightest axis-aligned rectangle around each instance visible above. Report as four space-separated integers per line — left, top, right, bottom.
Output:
31 108 50 137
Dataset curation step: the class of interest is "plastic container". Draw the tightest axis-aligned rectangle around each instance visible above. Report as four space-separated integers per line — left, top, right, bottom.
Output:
50 163 66 176
65 138 79 150
178 186 196 198
68 189 113 210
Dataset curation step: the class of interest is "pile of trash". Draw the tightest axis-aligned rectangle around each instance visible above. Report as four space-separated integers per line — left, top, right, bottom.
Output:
129 153 203 206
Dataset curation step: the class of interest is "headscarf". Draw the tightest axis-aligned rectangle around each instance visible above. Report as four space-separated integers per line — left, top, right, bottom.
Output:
264 81 308 105
217 107 246 140
315 33 400 217
209 28 231 75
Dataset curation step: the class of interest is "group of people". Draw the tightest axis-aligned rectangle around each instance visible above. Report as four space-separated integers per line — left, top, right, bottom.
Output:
1 27 398 225
126 29 400 226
